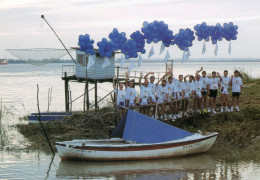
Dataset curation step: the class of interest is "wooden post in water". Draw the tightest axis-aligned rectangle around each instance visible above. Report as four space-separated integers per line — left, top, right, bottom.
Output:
64 72 69 112
94 80 98 109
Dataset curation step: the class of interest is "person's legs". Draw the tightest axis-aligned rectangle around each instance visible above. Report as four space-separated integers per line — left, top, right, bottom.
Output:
203 93 207 109
220 94 224 112
224 94 230 111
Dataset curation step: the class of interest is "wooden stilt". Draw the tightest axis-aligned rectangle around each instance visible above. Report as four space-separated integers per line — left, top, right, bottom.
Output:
64 72 69 112
95 80 98 109
86 81 89 110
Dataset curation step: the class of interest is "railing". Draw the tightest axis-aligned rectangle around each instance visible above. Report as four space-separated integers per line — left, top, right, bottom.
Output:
62 65 76 77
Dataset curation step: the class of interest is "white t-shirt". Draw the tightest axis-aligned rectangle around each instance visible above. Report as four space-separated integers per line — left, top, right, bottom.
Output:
185 81 195 95
125 87 136 101
232 77 243 92
221 76 231 90
174 79 186 93
157 84 169 101
114 89 126 104
140 85 152 100
148 82 157 97
208 78 220 90
194 80 204 93
166 82 175 99
200 76 209 89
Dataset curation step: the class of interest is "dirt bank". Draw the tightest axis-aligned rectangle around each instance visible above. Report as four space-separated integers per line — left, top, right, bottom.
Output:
15 79 260 160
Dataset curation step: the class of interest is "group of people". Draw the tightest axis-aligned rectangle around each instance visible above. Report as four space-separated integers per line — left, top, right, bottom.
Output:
113 67 243 121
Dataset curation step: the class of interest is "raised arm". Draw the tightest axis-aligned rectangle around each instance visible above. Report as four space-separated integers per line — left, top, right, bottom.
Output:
144 72 154 81
196 66 203 75
217 72 222 81
139 72 143 86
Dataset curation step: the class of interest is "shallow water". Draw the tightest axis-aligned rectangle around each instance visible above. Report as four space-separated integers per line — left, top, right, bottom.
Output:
0 62 260 179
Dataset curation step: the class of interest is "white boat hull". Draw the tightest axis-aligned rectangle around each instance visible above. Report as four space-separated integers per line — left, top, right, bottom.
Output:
56 133 218 161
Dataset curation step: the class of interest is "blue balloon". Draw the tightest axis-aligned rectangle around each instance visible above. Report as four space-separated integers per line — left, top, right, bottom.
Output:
130 31 146 54
121 40 139 59
222 22 238 41
194 22 211 42
78 34 95 55
174 28 195 51
210 23 223 44
108 28 127 51
97 38 115 58
141 20 174 47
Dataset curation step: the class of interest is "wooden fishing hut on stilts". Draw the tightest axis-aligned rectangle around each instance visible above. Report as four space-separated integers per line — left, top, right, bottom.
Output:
62 47 174 118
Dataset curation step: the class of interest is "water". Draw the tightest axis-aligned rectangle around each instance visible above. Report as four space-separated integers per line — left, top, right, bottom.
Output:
0 62 260 179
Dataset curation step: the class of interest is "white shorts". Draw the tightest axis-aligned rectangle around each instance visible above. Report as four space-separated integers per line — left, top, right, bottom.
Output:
157 98 167 104
151 94 157 103
195 91 202 98
185 93 191 98
128 100 135 107
140 99 148 106
176 92 182 100
221 88 229 95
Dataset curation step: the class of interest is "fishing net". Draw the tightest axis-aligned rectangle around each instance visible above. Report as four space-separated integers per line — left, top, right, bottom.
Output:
6 48 74 66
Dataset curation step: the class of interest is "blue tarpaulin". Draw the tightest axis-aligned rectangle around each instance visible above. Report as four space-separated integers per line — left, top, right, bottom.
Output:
112 109 193 144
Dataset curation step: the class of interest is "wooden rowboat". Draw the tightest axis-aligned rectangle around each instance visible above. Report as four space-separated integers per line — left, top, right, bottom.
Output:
28 112 72 123
56 109 218 161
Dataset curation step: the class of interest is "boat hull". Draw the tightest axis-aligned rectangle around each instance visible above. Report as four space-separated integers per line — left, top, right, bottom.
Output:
56 133 218 161
28 112 72 123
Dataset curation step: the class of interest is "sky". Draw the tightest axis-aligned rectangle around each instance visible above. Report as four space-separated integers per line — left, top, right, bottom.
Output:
0 0 260 60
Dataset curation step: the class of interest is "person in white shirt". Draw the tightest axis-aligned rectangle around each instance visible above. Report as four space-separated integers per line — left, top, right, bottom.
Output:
156 79 170 120
166 76 177 120
158 70 177 120
174 74 186 118
207 71 220 114
125 72 137 107
144 72 157 103
144 72 157 118
184 75 195 116
199 68 209 112
231 70 243 112
194 74 204 112
139 73 153 115
219 70 231 112
113 76 126 116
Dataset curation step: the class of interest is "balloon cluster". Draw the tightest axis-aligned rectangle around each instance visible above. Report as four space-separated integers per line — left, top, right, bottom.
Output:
174 28 195 51
78 34 95 55
97 38 115 58
108 28 127 51
130 31 146 54
222 22 238 41
141 20 175 47
210 23 223 44
121 40 139 59
194 22 211 42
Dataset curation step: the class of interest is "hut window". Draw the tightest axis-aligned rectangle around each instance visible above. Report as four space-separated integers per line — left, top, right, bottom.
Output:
77 54 84 66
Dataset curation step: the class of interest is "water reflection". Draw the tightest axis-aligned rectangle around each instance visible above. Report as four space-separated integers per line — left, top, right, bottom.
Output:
56 154 215 179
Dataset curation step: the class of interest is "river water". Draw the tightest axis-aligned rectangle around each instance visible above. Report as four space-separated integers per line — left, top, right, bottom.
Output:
0 61 260 179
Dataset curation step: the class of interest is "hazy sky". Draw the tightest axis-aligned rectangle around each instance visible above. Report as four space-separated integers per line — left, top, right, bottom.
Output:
1 0 260 59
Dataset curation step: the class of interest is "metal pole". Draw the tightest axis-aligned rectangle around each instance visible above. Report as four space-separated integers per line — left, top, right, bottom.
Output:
41 15 76 64
115 66 120 125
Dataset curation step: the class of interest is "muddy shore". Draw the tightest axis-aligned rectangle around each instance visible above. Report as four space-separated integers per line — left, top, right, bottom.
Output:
15 79 260 160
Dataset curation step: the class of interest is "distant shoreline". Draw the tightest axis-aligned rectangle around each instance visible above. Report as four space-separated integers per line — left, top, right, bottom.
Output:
5 58 260 64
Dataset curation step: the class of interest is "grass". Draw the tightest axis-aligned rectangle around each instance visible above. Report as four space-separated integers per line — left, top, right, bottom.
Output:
14 76 260 161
